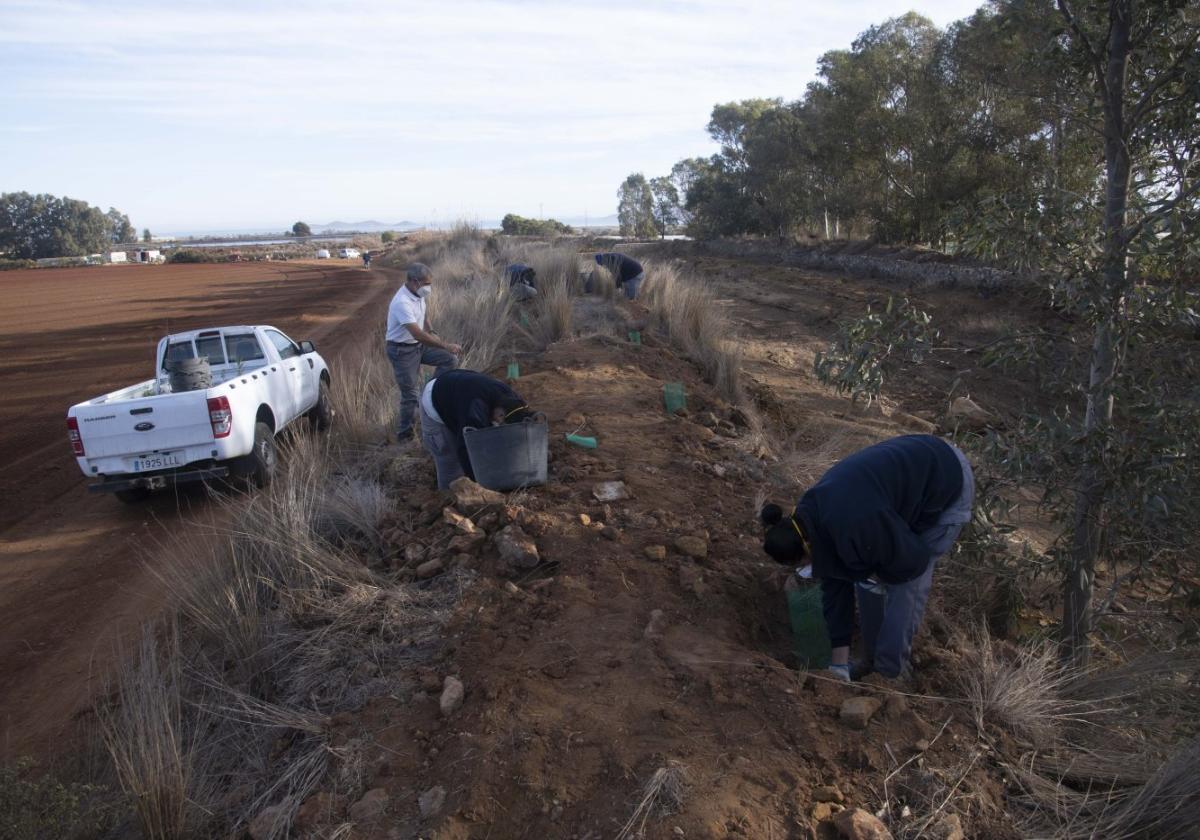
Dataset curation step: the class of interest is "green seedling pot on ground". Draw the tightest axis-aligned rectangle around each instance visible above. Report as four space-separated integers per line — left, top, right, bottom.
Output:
628 330 642 345
565 433 598 449
787 584 832 668
663 382 686 414
507 362 520 380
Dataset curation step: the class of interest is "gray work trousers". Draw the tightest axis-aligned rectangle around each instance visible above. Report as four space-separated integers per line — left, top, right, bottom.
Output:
420 403 465 489
621 271 645 300
386 341 457 437
857 442 976 678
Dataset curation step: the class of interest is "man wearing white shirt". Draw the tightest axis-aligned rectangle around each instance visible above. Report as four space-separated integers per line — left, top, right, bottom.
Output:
386 262 461 441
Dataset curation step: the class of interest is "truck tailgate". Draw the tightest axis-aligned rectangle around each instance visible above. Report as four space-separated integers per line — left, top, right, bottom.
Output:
75 391 215 460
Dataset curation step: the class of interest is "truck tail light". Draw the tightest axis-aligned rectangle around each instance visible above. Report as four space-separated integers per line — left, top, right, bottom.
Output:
67 416 85 456
207 396 232 438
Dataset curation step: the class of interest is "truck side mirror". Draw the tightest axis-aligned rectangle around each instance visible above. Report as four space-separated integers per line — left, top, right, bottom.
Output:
299 340 316 354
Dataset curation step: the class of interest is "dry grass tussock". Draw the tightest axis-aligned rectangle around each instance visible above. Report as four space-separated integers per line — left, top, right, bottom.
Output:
524 243 582 346
589 263 618 301
328 334 395 447
615 761 688 840
953 629 1200 838
959 628 1086 744
96 624 208 840
642 260 744 405
98 350 460 838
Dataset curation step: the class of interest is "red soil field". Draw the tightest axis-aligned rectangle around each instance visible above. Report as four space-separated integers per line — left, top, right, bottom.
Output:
0 260 396 758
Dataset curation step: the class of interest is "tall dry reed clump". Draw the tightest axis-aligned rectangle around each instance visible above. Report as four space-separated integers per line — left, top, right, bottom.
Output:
642 260 744 404
589 263 618 301
954 629 1200 839
97 382 458 839
501 241 581 346
328 334 397 447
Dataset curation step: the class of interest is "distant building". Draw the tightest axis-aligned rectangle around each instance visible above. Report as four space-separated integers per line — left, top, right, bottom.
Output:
107 251 128 264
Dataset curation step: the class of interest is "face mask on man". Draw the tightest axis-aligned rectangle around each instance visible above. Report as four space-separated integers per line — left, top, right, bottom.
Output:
416 285 432 300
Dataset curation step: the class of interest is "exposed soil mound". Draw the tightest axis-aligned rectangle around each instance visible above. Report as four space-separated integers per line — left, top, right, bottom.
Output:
310 332 1016 839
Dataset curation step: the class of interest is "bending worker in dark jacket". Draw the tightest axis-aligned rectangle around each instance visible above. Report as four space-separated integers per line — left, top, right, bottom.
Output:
419 369 533 489
761 435 974 682
594 252 644 300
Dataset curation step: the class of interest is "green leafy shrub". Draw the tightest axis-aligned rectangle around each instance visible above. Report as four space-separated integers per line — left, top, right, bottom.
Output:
167 249 217 264
813 295 938 404
500 213 574 236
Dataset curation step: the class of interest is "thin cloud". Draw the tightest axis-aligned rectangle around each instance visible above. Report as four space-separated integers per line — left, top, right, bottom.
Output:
0 0 987 229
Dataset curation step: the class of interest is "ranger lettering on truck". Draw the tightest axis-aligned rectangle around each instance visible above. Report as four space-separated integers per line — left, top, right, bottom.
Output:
65 324 334 503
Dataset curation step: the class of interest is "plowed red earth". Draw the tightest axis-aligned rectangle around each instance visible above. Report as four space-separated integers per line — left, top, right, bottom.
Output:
0 261 396 759
314 257 1042 839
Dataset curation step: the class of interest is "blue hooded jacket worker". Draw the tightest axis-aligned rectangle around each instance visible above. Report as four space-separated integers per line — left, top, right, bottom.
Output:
419 369 534 489
760 435 975 683
594 252 644 300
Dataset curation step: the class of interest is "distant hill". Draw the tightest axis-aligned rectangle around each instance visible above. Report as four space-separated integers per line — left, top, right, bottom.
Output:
314 220 421 233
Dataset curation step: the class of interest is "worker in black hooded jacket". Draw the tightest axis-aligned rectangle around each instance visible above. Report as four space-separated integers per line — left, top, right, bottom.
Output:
418 369 532 489
760 435 974 683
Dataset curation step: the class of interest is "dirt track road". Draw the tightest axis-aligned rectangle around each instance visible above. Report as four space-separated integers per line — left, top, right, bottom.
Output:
0 261 397 759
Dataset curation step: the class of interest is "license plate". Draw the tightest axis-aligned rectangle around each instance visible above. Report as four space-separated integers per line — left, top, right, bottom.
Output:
131 452 183 472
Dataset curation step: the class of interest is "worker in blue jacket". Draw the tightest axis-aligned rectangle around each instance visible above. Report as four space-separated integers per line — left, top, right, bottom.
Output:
593 252 645 300
419 369 533 489
761 435 974 683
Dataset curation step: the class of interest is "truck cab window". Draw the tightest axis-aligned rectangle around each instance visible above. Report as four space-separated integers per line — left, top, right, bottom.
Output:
163 341 196 369
196 335 226 365
266 330 300 361
224 333 265 364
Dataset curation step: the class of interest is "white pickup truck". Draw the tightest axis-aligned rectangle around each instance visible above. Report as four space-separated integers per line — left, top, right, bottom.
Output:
66 325 332 502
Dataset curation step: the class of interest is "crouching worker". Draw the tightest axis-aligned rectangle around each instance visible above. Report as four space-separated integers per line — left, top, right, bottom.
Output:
419 369 533 489
594 252 644 300
760 435 974 683
506 263 538 302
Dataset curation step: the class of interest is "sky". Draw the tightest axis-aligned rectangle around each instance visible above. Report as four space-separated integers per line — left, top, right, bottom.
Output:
0 0 986 234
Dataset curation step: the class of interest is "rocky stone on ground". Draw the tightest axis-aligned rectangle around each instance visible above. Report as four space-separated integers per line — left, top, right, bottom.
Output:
678 564 708 597
813 785 845 803
403 544 426 567
418 785 446 819
448 531 486 555
440 675 464 716
592 481 630 502
926 813 965 840
248 804 285 839
946 396 994 431
349 788 390 823
601 525 619 541
810 801 838 822
674 535 708 560
833 807 893 840
566 411 586 427
416 557 444 579
295 791 340 830
840 696 883 729
643 608 668 639
897 412 938 434
495 524 540 570
644 545 667 561
449 477 504 510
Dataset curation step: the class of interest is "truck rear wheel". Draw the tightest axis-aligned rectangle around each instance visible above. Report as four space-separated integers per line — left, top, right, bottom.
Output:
248 421 277 488
114 487 150 504
309 380 333 432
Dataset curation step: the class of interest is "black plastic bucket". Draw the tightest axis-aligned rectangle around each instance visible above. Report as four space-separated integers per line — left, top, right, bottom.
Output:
463 415 549 491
